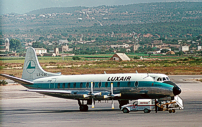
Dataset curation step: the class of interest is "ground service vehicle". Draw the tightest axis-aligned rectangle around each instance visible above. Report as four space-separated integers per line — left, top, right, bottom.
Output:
121 99 155 113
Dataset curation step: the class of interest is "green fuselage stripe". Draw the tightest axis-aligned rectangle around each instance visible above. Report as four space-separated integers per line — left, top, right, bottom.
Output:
25 81 173 89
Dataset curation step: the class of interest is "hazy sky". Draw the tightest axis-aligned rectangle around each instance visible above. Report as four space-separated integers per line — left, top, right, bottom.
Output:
1 0 201 14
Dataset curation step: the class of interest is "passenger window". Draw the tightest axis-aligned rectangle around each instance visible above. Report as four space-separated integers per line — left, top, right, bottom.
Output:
73 83 76 88
93 82 95 88
98 82 101 88
62 83 65 88
117 82 120 87
80 83 83 88
86 82 89 88
135 81 139 87
68 83 70 88
57 83 60 88
127 82 131 87
105 82 108 87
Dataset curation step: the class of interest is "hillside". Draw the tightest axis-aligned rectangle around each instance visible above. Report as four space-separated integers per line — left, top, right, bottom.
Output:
1 2 202 37
27 6 87 14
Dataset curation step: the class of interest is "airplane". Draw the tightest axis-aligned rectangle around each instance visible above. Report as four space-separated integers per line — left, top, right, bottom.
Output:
0 47 181 111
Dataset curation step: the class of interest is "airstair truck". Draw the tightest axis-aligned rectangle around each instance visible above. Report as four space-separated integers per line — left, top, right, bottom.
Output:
121 96 184 113
121 99 155 113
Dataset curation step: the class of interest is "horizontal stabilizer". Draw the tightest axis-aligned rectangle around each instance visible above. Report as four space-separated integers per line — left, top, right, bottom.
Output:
0 74 33 85
27 89 72 94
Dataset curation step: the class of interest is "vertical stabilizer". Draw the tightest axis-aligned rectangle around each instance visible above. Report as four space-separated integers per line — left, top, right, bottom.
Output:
22 47 60 81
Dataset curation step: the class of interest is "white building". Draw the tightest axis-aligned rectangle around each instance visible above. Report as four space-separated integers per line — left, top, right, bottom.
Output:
110 43 130 49
181 46 189 52
0 38 9 52
110 53 130 61
34 48 47 55
198 46 202 51
59 40 68 45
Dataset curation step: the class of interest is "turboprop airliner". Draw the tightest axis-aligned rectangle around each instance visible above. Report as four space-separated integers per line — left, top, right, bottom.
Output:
0 47 181 111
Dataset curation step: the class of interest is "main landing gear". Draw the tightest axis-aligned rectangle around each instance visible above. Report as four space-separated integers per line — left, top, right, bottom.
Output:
78 99 89 111
118 100 129 109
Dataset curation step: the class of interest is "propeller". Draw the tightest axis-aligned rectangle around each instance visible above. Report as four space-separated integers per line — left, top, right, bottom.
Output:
103 82 121 109
91 82 94 108
111 83 114 109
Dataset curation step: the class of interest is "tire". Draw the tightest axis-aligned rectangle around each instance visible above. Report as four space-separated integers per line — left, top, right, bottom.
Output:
169 110 172 113
80 105 88 111
144 108 149 113
123 108 129 113
172 109 175 113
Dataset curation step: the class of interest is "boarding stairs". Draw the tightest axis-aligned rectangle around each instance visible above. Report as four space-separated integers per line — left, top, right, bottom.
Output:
174 95 184 109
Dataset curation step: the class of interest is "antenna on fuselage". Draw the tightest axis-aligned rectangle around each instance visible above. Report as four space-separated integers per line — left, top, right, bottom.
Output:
104 71 106 74
143 73 150 79
136 70 138 73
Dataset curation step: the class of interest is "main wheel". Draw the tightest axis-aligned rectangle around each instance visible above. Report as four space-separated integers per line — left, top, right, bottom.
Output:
80 105 88 111
123 108 129 113
144 108 149 113
172 109 175 113
169 110 172 113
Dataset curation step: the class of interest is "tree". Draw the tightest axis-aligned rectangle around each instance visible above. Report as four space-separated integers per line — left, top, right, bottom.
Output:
161 49 169 53
9 39 21 51
32 41 45 48
72 56 81 60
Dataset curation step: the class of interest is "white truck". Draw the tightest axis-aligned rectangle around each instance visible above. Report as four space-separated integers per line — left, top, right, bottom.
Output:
121 99 155 113
121 96 184 113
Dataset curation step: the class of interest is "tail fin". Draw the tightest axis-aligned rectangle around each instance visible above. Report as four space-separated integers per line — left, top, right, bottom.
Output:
22 47 60 81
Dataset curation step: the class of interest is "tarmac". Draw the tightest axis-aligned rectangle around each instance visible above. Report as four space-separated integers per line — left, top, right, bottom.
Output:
0 75 202 127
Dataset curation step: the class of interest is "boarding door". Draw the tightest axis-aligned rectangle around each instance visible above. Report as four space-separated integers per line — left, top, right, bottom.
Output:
49 78 56 89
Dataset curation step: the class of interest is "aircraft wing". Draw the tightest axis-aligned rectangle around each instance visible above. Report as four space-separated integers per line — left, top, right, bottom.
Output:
0 74 33 85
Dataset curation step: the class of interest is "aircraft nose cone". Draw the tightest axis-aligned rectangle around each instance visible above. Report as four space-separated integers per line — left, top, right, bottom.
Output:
173 86 181 95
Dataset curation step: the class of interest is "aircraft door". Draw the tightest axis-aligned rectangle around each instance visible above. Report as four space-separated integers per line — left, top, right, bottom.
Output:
49 78 56 89
134 81 139 88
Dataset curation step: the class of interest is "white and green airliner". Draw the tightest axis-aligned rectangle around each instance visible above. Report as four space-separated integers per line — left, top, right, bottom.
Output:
1 47 181 111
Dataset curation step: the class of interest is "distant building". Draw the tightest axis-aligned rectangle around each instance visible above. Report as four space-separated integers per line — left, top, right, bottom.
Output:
7 53 19 57
110 53 130 61
0 38 9 52
152 40 163 45
198 46 202 51
58 40 68 45
43 53 56 57
110 43 130 49
133 44 140 52
166 51 175 55
59 45 73 52
54 48 59 55
180 46 189 52
34 48 47 55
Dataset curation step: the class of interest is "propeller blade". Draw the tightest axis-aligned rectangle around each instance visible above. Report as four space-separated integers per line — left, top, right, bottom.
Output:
91 82 95 108
83 94 90 98
112 99 114 109
92 92 101 96
111 83 114 109
92 98 94 108
104 95 110 98
91 82 93 93
111 83 113 95
111 93 121 97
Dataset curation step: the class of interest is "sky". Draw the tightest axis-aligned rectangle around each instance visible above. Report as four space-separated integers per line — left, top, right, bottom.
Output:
1 0 202 14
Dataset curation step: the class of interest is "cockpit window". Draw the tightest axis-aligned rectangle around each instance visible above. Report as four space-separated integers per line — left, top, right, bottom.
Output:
157 77 162 81
163 77 166 81
166 77 170 81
